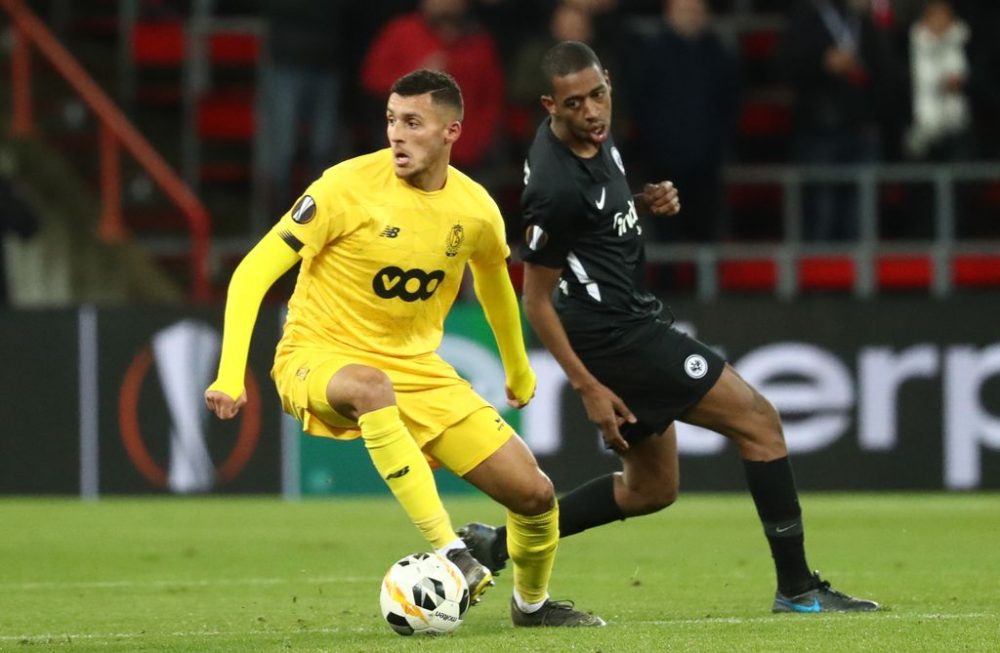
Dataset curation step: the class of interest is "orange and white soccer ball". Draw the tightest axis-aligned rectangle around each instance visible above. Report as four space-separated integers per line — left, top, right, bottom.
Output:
379 552 470 636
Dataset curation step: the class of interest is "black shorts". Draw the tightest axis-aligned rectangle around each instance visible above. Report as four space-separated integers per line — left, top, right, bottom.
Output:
567 317 725 443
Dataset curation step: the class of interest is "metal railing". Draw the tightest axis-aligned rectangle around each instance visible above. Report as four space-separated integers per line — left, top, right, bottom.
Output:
2 0 212 301
646 162 1000 300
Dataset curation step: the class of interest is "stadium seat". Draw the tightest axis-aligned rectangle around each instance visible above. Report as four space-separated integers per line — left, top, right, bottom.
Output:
877 255 932 289
719 259 777 291
799 256 855 290
736 98 792 162
129 20 186 105
208 31 260 66
953 255 1000 287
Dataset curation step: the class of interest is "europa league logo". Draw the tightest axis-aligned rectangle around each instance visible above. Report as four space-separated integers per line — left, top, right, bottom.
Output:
118 320 260 493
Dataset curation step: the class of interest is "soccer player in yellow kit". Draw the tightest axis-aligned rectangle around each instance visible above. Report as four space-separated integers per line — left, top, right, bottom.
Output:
204 70 604 627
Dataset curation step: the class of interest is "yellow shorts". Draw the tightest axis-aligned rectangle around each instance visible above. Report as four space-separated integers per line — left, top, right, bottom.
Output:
272 345 514 476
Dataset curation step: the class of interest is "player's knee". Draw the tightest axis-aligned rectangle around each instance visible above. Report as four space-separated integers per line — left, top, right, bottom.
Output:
330 365 395 415
633 482 678 515
510 475 555 516
753 392 785 442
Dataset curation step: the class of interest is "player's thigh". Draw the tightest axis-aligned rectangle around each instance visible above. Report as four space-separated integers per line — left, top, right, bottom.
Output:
682 363 781 443
424 406 514 478
432 408 553 515
274 350 357 432
620 422 679 499
303 356 361 429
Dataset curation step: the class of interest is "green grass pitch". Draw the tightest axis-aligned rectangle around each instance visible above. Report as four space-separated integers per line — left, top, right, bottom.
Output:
2 493 997 652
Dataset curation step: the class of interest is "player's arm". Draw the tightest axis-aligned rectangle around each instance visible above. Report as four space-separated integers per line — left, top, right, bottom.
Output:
204 232 300 419
634 181 681 216
522 262 636 453
469 259 536 409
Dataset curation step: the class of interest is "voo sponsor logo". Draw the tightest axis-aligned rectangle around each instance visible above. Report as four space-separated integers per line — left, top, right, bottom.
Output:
372 266 445 302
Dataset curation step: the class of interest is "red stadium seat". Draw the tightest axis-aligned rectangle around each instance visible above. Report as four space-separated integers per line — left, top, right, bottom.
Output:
131 21 185 66
877 255 932 289
740 29 780 61
953 255 1000 287
738 100 792 137
196 91 256 141
208 31 260 65
719 259 777 291
799 256 855 290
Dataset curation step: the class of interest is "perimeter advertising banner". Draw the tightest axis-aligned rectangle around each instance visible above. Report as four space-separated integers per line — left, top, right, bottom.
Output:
0 310 80 494
0 307 283 495
96 307 282 494
297 297 1000 493
530 296 1000 492
2 297 999 494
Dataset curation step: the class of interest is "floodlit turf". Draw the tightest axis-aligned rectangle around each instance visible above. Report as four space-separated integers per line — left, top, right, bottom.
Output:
1 493 998 652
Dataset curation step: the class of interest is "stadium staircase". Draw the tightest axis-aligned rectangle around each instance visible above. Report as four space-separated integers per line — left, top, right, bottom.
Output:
0 137 183 304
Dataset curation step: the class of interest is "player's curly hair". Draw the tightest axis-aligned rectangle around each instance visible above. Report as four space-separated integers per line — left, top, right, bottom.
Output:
541 40 603 92
390 69 464 120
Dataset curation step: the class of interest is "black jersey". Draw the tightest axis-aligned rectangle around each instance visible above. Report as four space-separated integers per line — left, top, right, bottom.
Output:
519 118 661 326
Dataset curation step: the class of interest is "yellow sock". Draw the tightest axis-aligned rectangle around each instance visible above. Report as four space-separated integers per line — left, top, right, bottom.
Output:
359 406 455 549
507 501 559 604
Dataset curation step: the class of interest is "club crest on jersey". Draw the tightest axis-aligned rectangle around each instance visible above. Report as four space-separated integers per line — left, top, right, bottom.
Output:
611 146 626 175
291 195 316 224
525 225 548 251
445 223 464 257
684 354 708 379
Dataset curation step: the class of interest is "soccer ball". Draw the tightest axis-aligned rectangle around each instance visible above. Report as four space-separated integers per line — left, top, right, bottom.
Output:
379 552 470 636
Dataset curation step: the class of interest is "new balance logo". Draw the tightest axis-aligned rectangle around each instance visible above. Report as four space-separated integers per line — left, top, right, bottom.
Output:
385 466 410 480
381 226 401 238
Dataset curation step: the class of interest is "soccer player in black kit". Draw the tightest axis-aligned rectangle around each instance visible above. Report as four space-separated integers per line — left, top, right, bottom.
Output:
460 41 880 614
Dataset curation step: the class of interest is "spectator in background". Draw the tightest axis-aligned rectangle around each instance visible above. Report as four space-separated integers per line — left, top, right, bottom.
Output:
258 0 350 221
782 0 900 241
360 0 505 180
622 0 740 244
508 2 596 111
905 0 972 161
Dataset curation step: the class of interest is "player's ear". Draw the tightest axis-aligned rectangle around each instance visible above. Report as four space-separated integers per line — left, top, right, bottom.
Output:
540 94 556 116
444 119 462 145
604 68 612 91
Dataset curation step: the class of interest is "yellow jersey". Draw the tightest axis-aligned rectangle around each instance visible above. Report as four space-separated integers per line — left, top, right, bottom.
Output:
272 148 510 358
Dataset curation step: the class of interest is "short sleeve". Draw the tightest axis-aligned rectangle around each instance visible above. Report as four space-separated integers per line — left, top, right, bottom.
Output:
272 173 346 259
518 178 581 268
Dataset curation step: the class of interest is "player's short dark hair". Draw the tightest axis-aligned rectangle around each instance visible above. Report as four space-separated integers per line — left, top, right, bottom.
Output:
540 41 603 92
390 69 464 119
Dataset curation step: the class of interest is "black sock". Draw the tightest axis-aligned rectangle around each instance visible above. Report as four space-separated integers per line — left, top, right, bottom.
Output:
743 457 813 596
499 474 623 558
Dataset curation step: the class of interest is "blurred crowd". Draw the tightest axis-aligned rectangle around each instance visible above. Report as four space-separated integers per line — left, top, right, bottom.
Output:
139 0 1000 244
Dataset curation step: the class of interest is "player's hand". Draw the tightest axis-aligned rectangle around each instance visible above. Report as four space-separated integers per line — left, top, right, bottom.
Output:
578 381 636 454
642 182 681 216
204 389 246 420
505 367 537 409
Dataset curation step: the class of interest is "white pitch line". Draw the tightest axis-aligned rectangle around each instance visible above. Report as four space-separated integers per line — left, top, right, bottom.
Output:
0 575 379 591
1 612 992 643
634 612 994 626
0 627 357 643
